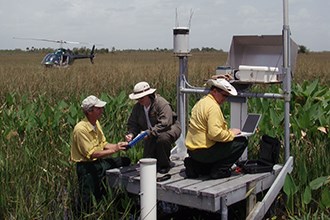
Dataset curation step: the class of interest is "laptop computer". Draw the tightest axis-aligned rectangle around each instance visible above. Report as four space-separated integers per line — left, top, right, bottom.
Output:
236 113 262 137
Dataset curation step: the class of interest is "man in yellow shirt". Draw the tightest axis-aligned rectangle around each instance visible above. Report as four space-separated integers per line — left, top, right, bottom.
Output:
71 95 130 213
184 79 248 179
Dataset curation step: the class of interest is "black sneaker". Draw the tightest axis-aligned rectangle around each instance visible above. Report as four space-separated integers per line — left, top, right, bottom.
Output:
184 157 199 178
157 167 171 174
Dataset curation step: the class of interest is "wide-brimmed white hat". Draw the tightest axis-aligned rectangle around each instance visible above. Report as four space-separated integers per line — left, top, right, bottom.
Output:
206 78 238 96
129 81 156 100
81 95 106 111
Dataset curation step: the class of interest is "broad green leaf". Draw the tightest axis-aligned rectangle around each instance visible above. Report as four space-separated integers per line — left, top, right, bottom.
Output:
321 186 330 208
298 162 308 184
69 104 78 118
303 185 312 204
284 174 298 196
309 176 328 190
302 79 318 97
67 116 76 127
299 111 311 128
57 100 69 110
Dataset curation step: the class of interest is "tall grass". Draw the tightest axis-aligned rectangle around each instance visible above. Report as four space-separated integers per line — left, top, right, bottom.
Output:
0 51 329 219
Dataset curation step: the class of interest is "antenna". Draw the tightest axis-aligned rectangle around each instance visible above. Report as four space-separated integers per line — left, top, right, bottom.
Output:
188 9 194 29
175 8 179 27
174 8 194 28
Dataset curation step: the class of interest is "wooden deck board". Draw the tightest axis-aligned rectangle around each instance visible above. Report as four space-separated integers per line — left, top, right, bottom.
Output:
106 160 282 213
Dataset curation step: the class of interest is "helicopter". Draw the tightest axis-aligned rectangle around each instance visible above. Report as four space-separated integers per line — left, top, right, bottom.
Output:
13 37 96 68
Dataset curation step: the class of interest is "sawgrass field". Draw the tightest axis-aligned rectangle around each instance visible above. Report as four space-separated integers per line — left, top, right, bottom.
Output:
0 50 329 219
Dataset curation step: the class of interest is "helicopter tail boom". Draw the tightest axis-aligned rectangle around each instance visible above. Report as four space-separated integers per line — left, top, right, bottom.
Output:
90 45 95 64
71 45 95 64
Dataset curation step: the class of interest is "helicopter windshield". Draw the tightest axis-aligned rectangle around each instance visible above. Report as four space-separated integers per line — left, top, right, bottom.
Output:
55 48 67 55
41 53 61 66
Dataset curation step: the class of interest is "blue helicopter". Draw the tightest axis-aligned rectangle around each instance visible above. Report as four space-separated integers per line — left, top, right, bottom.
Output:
14 37 96 68
41 45 95 68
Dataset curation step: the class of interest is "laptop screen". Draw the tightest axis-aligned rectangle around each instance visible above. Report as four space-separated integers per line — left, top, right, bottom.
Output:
242 114 261 133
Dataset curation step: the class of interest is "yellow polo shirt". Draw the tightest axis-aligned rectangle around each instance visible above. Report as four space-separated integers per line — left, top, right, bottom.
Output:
71 117 108 162
185 94 234 150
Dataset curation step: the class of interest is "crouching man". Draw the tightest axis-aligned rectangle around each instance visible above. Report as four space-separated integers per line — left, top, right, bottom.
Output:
184 79 248 179
71 95 131 213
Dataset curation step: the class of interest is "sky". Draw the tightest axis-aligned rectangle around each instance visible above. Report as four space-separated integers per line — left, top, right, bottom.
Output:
1 0 329 52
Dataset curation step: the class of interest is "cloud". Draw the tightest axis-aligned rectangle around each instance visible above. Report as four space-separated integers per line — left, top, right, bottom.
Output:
1 0 329 51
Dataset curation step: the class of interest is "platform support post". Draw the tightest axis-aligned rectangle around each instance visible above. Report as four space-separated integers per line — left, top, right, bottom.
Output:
140 158 157 220
221 197 228 220
246 181 257 216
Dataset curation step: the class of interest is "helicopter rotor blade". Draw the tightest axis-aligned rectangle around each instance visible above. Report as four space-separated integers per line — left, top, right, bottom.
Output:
13 37 93 47
14 37 64 43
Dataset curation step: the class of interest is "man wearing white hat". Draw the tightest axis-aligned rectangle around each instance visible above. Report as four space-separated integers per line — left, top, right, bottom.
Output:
125 81 181 174
184 79 248 179
71 95 131 213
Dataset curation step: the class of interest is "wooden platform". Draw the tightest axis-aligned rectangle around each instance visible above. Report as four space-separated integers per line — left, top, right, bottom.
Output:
107 160 283 219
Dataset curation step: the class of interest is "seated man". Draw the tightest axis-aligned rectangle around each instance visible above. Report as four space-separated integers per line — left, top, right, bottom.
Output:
184 78 248 179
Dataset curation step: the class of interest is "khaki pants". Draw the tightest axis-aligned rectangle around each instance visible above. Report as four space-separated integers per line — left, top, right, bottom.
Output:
143 121 181 169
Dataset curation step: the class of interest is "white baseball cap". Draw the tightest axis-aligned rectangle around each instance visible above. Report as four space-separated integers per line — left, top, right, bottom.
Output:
81 95 106 111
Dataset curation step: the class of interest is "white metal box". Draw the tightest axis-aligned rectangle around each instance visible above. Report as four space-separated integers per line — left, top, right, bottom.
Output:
236 65 279 83
226 35 298 83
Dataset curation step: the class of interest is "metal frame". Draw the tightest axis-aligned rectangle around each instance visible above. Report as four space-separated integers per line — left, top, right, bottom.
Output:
170 0 294 218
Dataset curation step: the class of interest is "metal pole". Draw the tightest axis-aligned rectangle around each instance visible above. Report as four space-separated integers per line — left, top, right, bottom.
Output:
178 56 188 138
171 26 190 160
282 0 291 161
170 55 189 160
181 87 285 99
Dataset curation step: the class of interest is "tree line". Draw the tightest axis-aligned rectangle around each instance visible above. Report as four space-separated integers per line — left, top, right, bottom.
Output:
0 45 311 54
1 47 225 54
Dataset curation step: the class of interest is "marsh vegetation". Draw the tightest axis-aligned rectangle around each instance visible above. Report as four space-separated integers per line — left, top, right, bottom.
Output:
0 51 329 219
